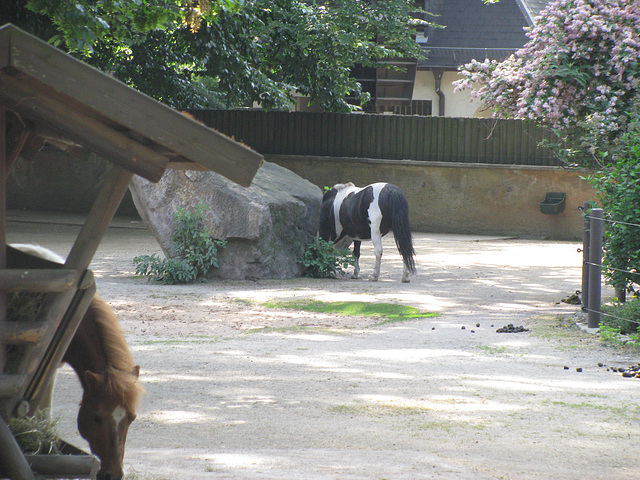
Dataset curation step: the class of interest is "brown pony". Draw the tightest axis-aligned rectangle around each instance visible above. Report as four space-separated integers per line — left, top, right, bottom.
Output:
10 244 142 480
64 295 142 480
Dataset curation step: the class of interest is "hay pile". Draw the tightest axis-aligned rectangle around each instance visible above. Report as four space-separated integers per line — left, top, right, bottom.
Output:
8 411 64 455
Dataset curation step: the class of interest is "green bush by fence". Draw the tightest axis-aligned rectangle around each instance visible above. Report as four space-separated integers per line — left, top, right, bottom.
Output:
190 110 560 166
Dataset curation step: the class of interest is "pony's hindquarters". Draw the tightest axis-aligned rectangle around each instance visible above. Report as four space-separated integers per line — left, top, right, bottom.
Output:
381 185 416 280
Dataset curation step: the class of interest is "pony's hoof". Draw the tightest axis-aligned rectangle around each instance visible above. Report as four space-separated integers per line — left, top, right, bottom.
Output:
368 275 379 282
401 277 410 283
351 273 359 280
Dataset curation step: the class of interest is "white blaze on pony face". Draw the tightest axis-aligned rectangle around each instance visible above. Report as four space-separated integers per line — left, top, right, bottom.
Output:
112 405 127 428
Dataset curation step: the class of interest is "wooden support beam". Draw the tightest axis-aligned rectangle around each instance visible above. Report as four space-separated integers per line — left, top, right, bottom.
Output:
0 374 27 398
66 166 134 270
26 454 100 479
24 282 95 413
1 322 47 345
5 116 31 174
1 106 7 374
0 417 36 480
0 269 77 293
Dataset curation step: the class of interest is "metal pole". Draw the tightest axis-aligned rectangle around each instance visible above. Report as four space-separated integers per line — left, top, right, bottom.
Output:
587 208 603 328
581 201 590 311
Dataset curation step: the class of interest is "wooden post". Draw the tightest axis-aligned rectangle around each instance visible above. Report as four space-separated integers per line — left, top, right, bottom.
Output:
587 208 603 328
0 106 6 373
0 417 37 480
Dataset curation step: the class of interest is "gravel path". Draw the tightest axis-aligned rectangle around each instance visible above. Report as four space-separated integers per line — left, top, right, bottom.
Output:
8 211 640 480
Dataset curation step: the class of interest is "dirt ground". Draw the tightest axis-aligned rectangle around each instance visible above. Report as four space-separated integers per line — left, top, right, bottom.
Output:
7 210 640 480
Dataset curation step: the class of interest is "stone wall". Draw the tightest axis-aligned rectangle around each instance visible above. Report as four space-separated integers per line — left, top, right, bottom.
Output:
266 155 595 240
8 149 595 240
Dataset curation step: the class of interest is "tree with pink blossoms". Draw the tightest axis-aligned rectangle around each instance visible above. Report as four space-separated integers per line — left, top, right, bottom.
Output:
457 0 640 303
454 0 640 167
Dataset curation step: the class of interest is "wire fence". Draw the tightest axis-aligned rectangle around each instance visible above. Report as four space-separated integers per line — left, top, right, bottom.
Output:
581 204 640 328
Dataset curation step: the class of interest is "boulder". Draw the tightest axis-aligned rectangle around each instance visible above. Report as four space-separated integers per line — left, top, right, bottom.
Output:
129 161 322 279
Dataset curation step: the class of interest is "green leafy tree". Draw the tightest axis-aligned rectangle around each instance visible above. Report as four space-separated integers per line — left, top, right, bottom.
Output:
455 0 640 299
587 99 640 296
454 0 640 167
1 0 429 111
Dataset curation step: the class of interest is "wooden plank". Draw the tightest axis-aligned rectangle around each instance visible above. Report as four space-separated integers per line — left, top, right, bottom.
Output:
463 118 473 162
1 322 48 345
0 374 28 398
345 114 356 158
474 119 485 163
1 106 6 373
409 116 419 160
286 113 297 155
26 454 100 478
23 282 96 413
365 114 375 159
5 117 30 174
0 416 37 480
0 269 76 293
355 115 364 158
514 120 523 165
2 25 262 187
67 167 133 270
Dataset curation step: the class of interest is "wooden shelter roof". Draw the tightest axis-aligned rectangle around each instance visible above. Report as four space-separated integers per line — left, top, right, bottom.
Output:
0 23 263 185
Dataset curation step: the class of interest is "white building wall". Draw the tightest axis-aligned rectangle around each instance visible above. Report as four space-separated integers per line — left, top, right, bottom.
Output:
413 70 491 118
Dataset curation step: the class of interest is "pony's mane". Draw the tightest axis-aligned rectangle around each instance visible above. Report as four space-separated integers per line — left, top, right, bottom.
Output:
332 182 355 191
10 243 65 263
90 296 143 413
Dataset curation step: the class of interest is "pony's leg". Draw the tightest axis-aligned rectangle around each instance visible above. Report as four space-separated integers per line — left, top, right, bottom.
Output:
369 234 383 282
401 264 411 283
351 241 361 279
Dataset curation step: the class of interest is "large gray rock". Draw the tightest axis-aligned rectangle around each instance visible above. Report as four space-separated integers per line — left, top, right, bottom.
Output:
129 161 322 279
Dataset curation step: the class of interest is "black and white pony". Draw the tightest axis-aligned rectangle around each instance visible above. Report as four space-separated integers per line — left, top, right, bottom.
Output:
319 182 416 283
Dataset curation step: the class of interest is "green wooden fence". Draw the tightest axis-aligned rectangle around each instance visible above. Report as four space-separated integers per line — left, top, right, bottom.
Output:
191 110 561 166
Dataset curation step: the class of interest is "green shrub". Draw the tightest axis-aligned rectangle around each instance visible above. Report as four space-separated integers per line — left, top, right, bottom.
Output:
134 205 226 284
588 106 640 295
601 298 640 335
299 237 355 278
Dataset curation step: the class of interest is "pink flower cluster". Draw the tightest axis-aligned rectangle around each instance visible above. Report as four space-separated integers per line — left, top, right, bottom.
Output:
454 0 640 131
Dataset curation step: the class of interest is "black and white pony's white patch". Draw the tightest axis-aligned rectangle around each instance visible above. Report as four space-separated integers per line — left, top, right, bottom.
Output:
319 182 416 282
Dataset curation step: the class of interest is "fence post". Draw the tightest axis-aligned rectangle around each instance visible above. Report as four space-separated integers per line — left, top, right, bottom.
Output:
581 202 590 311
587 208 603 328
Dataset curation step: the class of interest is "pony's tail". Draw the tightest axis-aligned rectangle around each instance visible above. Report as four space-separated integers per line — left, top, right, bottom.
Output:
389 188 416 274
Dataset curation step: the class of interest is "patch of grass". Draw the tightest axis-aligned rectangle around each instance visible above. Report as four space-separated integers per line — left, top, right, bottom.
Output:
244 326 351 335
543 400 640 419
329 403 431 417
262 300 438 325
139 336 223 345
598 324 640 349
529 315 600 350
476 345 509 355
